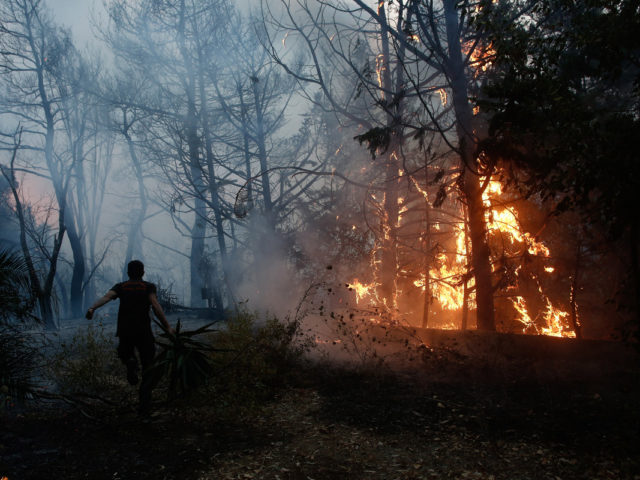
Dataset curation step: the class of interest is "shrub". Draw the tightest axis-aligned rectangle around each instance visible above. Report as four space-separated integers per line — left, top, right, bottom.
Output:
0 325 41 411
49 323 125 399
0 248 34 324
206 309 313 411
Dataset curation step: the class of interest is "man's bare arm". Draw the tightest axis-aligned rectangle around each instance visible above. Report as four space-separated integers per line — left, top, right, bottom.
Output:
86 290 117 319
149 292 174 333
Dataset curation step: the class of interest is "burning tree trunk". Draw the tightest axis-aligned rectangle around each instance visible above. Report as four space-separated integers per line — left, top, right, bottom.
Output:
461 208 472 331
443 0 495 331
421 196 432 328
379 154 400 312
376 3 407 313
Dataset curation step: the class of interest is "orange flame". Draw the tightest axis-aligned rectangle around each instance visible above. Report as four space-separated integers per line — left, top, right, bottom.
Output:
345 170 574 337
347 279 377 304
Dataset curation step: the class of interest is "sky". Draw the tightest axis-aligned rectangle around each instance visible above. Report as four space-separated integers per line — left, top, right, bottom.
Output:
49 0 104 47
48 0 255 47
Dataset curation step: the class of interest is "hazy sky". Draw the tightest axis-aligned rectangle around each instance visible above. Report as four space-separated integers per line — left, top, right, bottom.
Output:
49 0 103 46
49 0 255 47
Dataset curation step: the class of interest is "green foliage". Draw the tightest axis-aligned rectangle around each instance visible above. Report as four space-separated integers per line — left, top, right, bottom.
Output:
147 319 221 400
50 323 123 398
0 325 41 411
0 248 34 324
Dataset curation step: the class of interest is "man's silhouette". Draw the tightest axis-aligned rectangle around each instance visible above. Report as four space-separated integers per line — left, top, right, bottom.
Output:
86 260 173 414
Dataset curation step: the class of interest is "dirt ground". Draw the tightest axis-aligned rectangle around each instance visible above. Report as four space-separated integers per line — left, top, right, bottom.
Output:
2 332 640 480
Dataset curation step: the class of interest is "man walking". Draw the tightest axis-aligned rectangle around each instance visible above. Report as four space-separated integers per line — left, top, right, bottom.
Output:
86 260 173 414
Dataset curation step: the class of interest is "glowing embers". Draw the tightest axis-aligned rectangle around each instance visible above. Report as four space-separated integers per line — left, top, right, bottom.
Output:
438 88 448 107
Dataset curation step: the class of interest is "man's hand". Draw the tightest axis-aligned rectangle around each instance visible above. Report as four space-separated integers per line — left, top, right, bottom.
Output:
85 291 116 320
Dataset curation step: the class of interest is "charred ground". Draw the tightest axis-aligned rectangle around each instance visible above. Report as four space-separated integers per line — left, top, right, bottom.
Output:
2 331 639 480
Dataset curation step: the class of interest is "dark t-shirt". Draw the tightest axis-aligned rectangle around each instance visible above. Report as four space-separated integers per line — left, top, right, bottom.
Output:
110 280 157 338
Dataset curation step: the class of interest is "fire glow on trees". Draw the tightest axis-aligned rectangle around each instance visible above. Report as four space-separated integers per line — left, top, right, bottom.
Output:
331 1 576 338
345 172 577 338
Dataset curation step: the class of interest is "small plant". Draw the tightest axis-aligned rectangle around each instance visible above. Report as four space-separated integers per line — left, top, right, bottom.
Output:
146 319 221 400
156 282 180 312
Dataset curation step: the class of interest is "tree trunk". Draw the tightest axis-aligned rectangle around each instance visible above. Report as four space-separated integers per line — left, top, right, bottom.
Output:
187 111 206 308
461 210 471 330
421 208 431 328
569 243 583 339
122 129 147 279
629 221 640 336
377 3 405 312
197 56 231 307
67 125 88 318
421 148 432 328
176 1 207 308
443 0 495 331
67 222 86 317
380 153 400 312
251 76 274 223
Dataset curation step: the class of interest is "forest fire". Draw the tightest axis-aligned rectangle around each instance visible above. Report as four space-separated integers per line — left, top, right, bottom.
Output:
345 173 576 338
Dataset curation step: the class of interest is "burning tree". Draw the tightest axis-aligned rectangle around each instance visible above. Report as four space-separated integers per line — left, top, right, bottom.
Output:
259 0 588 336
477 0 640 337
